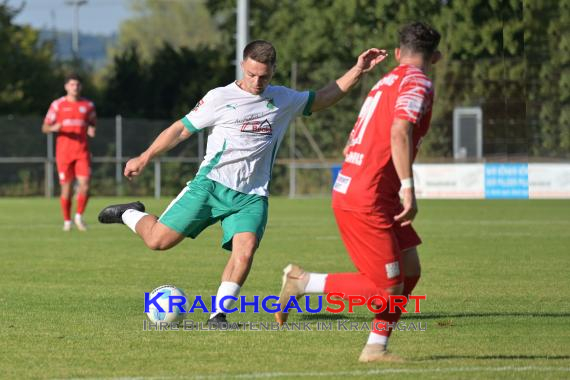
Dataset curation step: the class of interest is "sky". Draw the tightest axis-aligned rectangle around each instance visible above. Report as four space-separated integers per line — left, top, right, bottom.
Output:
7 0 132 35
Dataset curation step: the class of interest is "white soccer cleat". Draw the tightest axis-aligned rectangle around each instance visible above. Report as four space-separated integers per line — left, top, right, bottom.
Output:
74 214 87 232
275 264 308 325
62 220 72 232
358 344 404 363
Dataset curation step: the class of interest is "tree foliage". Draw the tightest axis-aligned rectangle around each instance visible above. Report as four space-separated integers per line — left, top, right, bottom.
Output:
101 44 233 119
526 0 570 157
206 0 537 159
0 3 62 114
113 0 221 61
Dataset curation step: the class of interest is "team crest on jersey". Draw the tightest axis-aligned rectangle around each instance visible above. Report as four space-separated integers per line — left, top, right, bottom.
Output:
79 106 87 113
240 119 273 135
265 98 276 110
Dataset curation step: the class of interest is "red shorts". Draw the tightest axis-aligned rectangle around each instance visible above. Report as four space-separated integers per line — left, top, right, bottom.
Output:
56 156 91 184
333 208 422 287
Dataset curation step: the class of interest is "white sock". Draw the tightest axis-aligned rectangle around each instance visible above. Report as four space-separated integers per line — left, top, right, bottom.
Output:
210 281 241 318
121 209 149 233
305 273 327 293
75 213 82 219
367 332 388 347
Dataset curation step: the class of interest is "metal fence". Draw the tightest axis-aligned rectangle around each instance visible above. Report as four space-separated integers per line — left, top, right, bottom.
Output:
1 113 556 198
0 115 341 197
0 115 208 197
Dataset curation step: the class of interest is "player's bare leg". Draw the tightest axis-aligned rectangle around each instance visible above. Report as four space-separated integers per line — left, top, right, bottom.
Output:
133 215 185 250
99 201 185 250
208 232 257 326
222 232 258 285
60 181 73 231
74 176 90 231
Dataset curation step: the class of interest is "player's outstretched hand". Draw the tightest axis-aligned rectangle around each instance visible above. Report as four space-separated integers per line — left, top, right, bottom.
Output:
356 48 388 73
394 188 418 226
124 156 147 180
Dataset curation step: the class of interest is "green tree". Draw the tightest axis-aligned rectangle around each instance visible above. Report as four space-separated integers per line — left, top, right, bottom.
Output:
208 0 529 159
100 46 147 117
0 3 62 114
526 0 570 158
113 0 221 62
101 43 233 119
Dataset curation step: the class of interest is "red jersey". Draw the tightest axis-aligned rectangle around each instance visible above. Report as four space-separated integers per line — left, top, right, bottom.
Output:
332 64 434 226
44 96 96 161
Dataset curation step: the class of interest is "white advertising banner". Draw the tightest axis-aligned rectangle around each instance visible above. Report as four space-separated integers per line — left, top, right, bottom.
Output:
529 163 570 199
413 164 485 199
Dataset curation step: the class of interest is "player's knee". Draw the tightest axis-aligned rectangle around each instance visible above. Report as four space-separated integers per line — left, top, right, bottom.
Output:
235 248 255 264
145 236 172 251
233 234 258 257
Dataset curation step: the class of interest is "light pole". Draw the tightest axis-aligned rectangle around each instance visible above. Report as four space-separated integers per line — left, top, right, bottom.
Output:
65 0 88 59
235 0 249 80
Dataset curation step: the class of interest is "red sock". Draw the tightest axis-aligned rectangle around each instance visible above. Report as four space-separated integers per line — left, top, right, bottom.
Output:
60 197 71 221
76 193 89 215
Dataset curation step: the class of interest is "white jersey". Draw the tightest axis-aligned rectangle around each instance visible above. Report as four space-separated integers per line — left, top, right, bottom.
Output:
182 82 314 196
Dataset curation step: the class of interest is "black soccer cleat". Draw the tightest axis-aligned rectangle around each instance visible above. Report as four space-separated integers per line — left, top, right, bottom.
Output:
207 313 228 328
98 201 145 224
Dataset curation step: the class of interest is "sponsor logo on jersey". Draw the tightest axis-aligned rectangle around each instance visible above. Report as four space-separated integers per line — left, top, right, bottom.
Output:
225 104 237 110
235 112 270 124
240 119 273 135
61 119 87 127
345 151 364 166
333 173 352 194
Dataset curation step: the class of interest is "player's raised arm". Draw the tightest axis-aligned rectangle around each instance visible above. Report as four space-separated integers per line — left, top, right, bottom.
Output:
310 48 388 113
124 120 192 179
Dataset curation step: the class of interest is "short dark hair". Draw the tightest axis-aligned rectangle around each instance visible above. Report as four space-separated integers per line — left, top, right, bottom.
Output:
399 22 441 58
65 73 82 84
243 40 277 66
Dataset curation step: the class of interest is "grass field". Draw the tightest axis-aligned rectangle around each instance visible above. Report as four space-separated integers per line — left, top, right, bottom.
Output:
1 197 569 379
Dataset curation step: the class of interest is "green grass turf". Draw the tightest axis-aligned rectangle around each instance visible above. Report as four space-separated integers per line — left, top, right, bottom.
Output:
0 197 569 379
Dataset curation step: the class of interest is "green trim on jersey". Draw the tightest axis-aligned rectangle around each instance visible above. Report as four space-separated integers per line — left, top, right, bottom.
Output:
195 140 227 178
181 117 199 133
303 91 316 116
267 140 281 193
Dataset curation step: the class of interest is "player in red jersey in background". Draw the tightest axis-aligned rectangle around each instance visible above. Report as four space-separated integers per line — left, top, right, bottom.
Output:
42 74 96 231
276 22 441 362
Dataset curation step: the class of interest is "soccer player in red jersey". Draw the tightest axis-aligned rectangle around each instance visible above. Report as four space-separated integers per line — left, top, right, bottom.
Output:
276 22 441 362
42 74 96 231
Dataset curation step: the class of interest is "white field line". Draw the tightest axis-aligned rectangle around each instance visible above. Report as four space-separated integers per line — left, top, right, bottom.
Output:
59 365 570 380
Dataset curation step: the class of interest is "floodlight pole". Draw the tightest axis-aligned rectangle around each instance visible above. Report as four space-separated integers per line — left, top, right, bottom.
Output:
236 0 249 80
65 0 88 58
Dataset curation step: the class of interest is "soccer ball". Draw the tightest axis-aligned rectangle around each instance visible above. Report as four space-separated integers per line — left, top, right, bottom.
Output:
146 284 189 324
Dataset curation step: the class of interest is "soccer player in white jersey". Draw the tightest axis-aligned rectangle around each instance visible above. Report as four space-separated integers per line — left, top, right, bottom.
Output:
98 40 387 326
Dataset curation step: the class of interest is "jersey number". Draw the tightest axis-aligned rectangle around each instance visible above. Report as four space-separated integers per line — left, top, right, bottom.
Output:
349 91 381 147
